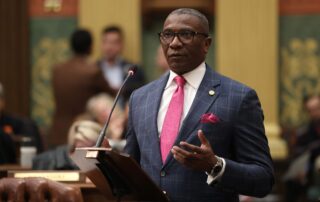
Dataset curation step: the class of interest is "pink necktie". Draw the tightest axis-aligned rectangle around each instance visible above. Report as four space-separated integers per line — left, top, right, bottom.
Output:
160 75 186 163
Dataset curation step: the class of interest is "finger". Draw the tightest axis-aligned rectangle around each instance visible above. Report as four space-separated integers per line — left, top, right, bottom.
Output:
198 130 210 146
172 148 188 162
172 146 194 158
180 141 204 154
172 150 185 161
172 149 196 167
173 154 190 166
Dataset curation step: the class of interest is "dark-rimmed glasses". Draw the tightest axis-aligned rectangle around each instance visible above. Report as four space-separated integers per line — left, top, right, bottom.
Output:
158 30 208 44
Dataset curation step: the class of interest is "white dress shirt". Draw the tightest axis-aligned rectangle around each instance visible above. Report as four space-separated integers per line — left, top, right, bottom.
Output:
101 60 123 89
157 62 206 134
157 61 226 185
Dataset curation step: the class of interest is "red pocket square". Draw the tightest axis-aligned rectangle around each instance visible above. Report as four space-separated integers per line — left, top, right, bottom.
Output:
200 113 220 124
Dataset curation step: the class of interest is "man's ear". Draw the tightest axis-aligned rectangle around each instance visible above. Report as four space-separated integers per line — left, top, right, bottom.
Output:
203 37 212 54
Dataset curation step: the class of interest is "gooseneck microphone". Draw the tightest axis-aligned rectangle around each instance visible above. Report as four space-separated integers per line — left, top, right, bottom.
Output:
95 66 137 147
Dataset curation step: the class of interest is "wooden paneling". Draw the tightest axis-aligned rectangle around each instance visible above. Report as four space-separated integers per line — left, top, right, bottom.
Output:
29 0 78 17
0 0 29 116
280 0 320 15
216 0 278 124
216 0 288 159
79 0 141 63
141 0 214 16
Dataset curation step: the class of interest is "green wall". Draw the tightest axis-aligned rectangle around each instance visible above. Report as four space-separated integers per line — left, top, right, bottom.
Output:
280 15 320 127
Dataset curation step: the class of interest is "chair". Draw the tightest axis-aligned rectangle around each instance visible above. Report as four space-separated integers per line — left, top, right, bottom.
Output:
0 177 83 202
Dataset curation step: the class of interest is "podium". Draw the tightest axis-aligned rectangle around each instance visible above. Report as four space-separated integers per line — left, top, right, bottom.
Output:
71 147 169 201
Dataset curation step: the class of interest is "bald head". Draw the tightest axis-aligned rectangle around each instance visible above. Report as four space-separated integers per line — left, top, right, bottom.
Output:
167 8 209 33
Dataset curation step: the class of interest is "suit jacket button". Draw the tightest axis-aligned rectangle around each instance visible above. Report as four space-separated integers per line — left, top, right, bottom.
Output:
160 171 166 177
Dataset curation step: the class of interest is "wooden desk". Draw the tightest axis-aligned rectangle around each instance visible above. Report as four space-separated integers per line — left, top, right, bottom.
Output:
0 164 29 178
0 167 109 201
68 178 108 201
69 182 109 202
0 164 28 170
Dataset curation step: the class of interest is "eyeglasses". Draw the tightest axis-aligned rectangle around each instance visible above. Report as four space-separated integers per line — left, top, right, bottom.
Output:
158 30 208 44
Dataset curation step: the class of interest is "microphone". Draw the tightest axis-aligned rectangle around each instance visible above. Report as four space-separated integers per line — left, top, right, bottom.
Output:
95 66 137 147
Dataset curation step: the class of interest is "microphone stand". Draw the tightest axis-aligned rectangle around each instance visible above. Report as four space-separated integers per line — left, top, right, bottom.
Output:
94 69 135 202
71 66 168 201
95 70 134 147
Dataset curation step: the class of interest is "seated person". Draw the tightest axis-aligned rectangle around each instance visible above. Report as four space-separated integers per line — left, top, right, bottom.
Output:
85 93 125 140
294 95 320 156
0 130 16 164
306 145 320 201
33 93 125 170
32 120 101 170
155 45 169 75
0 82 43 156
284 95 320 202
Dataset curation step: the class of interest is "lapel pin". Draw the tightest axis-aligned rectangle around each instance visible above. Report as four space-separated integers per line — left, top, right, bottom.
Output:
209 90 215 96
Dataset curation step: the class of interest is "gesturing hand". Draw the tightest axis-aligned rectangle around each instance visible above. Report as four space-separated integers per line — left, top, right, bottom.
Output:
171 130 217 172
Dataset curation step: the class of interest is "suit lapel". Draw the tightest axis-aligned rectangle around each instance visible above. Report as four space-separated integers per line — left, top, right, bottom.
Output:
162 65 221 168
147 72 169 166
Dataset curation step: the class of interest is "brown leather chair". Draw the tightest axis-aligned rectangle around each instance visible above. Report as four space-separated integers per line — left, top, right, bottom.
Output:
0 177 83 202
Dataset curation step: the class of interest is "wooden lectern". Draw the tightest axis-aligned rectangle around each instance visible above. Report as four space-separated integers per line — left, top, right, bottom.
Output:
71 147 169 201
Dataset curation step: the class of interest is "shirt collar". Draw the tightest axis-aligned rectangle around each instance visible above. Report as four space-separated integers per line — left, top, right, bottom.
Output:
165 62 206 90
102 57 122 68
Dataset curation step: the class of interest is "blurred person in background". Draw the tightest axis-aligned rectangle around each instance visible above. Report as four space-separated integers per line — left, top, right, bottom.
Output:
0 82 16 164
155 45 169 74
33 120 102 170
50 29 115 148
300 95 320 201
284 95 320 202
306 145 320 201
85 93 125 141
97 25 145 107
33 92 126 170
294 95 320 156
0 82 43 164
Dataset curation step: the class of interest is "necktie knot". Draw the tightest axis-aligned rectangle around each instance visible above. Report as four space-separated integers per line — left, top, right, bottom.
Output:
174 76 186 87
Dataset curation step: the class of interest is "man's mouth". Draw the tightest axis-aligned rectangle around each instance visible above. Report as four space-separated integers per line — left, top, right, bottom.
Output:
169 54 185 58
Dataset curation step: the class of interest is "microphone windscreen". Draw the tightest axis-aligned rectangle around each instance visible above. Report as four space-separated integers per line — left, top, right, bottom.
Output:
128 66 137 75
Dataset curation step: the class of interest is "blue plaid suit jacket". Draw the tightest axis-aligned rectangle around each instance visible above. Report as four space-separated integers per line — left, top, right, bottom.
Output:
125 65 274 202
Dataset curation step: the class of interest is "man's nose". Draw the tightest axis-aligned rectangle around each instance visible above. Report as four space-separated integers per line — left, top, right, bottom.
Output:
169 35 183 48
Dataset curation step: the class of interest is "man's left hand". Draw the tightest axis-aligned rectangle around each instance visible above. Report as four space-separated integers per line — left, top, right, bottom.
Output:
171 130 217 172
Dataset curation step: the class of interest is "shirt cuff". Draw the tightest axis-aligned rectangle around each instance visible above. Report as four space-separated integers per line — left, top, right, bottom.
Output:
206 157 226 185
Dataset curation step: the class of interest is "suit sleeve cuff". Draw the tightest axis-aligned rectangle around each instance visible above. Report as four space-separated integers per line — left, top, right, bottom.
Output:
206 157 226 185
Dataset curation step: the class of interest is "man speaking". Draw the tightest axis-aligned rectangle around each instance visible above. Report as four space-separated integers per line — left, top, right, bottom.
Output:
125 8 274 202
